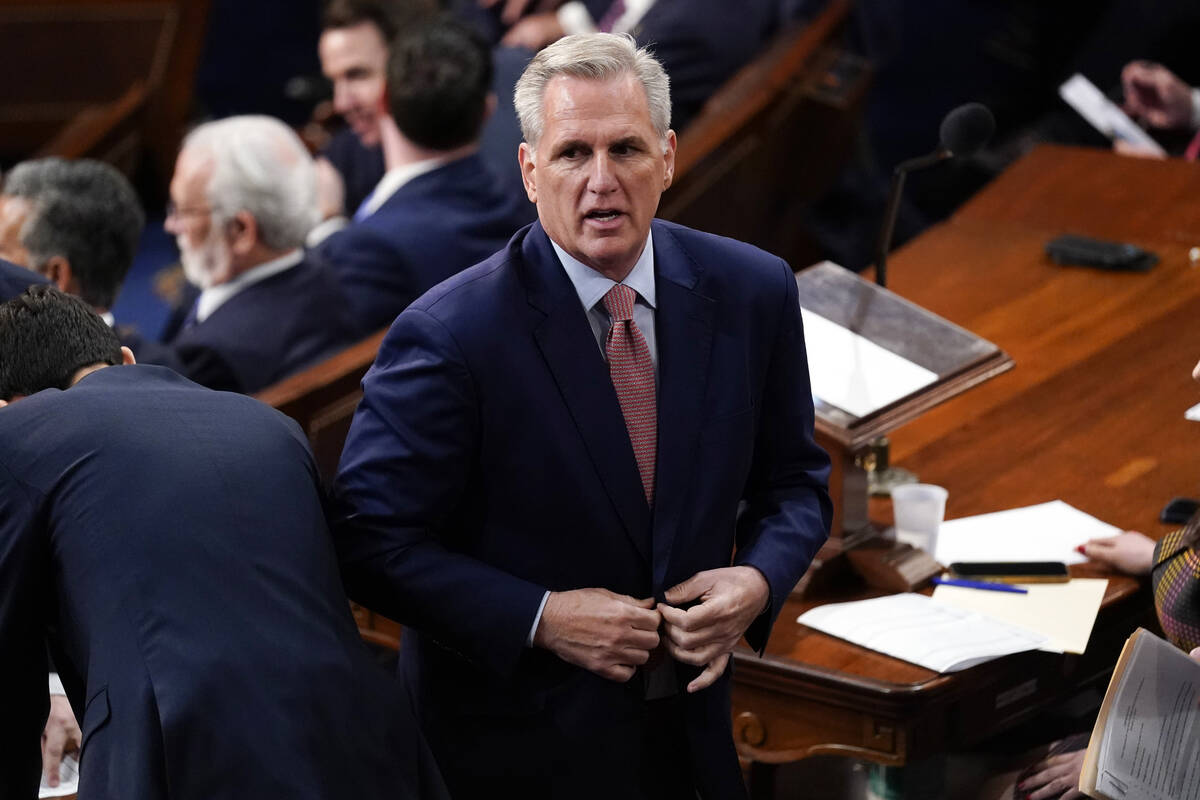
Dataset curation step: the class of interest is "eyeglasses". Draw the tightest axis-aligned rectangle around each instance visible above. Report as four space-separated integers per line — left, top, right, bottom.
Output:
165 202 211 221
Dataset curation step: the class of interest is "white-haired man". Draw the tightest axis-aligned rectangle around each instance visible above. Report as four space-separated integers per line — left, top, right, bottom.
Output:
333 33 831 798
164 115 358 394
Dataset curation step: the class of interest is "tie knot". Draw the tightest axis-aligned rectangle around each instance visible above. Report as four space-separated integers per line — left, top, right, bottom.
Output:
602 283 636 322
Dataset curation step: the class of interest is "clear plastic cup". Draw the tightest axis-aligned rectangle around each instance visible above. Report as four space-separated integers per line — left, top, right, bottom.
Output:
890 483 948 555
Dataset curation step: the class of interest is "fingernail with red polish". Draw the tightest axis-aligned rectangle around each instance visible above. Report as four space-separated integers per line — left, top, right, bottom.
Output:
1075 544 1087 555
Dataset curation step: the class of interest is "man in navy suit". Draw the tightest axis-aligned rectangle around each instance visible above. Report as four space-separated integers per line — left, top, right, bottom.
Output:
0 158 184 375
0 286 447 800
333 33 830 798
164 115 359 394
493 0 778 131
317 17 531 336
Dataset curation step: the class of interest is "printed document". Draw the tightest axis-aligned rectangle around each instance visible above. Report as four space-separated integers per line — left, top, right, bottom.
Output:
1081 628 1200 800
798 592 1046 673
1060 73 1166 155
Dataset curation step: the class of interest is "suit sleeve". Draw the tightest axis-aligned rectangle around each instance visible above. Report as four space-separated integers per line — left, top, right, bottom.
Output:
733 258 832 652
0 458 50 798
316 226 419 337
331 308 547 679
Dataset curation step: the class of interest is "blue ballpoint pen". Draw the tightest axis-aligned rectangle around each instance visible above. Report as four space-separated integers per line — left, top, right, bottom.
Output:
931 577 1028 594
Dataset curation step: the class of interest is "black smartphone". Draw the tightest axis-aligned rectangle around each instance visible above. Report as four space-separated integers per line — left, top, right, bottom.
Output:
1045 234 1158 272
948 561 1070 583
1160 497 1200 525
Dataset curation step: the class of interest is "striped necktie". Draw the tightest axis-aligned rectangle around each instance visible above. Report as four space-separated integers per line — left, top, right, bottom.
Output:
602 283 656 505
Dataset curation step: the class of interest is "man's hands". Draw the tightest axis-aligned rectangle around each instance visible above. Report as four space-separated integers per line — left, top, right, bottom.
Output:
1079 531 1156 576
534 587 660 682
1121 61 1195 129
658 567 770 694
42 694 81 788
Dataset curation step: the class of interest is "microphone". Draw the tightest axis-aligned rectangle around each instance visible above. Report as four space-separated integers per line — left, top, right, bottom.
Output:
874 102 995 287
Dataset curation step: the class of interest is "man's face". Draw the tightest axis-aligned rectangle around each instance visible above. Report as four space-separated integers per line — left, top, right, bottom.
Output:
164 149 233 290
520 74 675 281
0 195 32 267
319 22 389 147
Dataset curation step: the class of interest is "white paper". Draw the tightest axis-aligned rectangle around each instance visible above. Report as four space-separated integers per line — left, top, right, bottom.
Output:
934 500 1120 566
1185 401 1200 422
801 307 938 419
1095 632 1200 800
798 592 1046 673
39 752 78 798
932 578 1108 654
1060 73 1166 155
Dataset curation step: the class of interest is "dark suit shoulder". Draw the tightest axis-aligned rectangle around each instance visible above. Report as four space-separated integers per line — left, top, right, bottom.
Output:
652 219 790 284
0 259 46 301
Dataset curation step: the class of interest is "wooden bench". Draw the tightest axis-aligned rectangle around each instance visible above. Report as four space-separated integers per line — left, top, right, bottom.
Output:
660 0 868 270
254 329 388 485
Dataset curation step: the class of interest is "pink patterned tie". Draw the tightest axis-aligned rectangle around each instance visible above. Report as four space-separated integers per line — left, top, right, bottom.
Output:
602 284 656 505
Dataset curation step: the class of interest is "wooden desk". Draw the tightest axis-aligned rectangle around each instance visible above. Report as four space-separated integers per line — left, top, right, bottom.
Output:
732 145 1200 781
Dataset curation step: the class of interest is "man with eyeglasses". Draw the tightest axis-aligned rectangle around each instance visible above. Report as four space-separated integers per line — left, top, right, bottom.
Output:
162 115 358 394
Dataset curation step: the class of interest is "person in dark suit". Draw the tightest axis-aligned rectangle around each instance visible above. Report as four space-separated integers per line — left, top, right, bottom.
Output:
493 0 778 131
333 33 831 798
0 258 43 300
163 115 359 394
0 286 447 800
317 0 531 220
317 17 531 336
0 158 182 373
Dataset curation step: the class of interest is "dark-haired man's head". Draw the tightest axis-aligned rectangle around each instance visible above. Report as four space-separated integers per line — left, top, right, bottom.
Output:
0 158 145 312
319 0 437 146
0 285 133 401
387 16 494 152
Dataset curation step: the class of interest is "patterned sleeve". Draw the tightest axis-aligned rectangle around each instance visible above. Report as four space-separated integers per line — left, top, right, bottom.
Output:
1151 528 1200 652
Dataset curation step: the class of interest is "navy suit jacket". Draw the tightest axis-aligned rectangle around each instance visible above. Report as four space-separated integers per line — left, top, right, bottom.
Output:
168 253 358 394
0 258 45 300
333 220 831 797
0 366 446 800
318 153 531 336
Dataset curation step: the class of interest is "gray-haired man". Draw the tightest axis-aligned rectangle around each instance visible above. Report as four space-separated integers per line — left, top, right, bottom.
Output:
333 33 831 799
163 115 358 394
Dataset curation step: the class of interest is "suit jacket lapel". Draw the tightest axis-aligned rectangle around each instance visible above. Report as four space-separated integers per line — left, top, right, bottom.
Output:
650 222 715 594
522 225 653 564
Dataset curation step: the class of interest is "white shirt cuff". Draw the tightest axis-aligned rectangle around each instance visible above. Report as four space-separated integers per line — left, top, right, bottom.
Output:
526 590 551 646
557 2 597 35
1189 87 1200 131
48 672 66 696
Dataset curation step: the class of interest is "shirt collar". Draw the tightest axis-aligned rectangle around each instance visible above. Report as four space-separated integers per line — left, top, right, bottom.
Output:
196 249 303 324
361 155 455 218
551 229 656 314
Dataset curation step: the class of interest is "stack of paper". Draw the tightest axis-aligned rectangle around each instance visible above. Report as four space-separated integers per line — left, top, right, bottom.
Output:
931 578 1108 654
1081 628 1200 800
798 593 1047 672
934 500 1120 566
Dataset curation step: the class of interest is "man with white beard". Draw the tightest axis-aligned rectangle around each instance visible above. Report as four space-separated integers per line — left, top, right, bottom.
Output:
163 115 358 394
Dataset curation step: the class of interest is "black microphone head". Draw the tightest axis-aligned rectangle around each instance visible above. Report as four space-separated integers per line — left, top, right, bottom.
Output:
939 102 995 156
